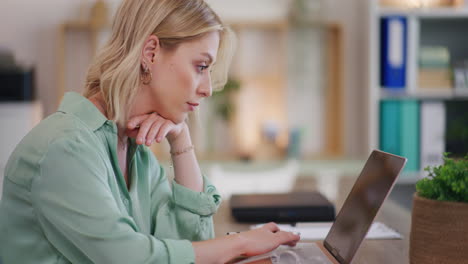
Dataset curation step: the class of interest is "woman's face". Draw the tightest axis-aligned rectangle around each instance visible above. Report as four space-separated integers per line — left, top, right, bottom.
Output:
134 31 220 124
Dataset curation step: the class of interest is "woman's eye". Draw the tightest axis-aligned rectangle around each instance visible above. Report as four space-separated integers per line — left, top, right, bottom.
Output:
198 65 209 72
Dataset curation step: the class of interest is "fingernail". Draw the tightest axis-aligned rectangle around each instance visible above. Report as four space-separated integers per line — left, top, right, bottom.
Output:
157 137 161 142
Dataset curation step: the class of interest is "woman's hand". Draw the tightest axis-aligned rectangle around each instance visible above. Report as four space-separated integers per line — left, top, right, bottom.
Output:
126 113 187 146
236 222 301 257
192 222 300 264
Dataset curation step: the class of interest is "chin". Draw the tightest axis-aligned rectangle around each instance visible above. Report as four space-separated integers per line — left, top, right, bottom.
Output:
169 113 187 124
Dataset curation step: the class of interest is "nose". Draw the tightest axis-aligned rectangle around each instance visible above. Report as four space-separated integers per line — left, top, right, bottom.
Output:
197 75 213 98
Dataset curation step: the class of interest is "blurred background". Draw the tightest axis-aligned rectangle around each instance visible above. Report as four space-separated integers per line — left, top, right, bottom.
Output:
0 0 467 205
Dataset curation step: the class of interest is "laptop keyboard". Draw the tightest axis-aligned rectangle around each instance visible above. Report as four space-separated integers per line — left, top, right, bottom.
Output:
234 243 333 264
270 243 333 264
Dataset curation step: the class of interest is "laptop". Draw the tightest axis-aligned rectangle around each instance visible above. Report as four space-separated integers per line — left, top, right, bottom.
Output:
234 150 407 264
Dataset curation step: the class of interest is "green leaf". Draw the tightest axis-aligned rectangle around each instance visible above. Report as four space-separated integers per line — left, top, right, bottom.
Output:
416 153 468 203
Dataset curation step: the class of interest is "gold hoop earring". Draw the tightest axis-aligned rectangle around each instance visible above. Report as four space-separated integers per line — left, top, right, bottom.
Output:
141 66 152 85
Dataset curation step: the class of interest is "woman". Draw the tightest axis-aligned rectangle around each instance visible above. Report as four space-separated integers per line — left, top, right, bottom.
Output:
0 0 300 263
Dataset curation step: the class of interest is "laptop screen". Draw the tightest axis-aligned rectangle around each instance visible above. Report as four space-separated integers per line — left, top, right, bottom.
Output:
324 150 406 264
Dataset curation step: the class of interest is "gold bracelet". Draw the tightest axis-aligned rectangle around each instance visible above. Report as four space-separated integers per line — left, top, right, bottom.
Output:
170 145 194 156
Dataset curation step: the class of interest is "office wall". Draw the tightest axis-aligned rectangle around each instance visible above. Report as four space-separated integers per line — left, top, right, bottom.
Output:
0 0 367 157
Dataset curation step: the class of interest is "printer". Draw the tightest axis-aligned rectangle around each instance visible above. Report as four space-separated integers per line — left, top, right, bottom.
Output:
0 48 35 101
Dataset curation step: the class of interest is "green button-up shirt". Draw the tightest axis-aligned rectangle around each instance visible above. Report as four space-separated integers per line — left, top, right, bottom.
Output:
0 92 221 264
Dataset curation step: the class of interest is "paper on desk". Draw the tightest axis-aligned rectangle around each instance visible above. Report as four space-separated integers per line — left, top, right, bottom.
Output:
251 221 402 240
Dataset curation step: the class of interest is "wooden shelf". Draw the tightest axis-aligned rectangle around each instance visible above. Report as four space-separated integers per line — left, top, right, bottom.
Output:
380 88 468 100
378 7 468 18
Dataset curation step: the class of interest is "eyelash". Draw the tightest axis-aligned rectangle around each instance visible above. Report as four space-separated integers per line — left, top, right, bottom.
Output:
197 65 209 73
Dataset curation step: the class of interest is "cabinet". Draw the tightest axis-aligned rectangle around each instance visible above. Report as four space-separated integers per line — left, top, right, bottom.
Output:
367 1 468 182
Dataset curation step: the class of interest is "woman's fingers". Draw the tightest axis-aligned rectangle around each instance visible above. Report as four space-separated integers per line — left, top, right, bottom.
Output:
135 113 158 144
126 113 182 146
156 122 173 143
127 114 150 130
275 231 301 245
263 222 280 233
146 121 163 145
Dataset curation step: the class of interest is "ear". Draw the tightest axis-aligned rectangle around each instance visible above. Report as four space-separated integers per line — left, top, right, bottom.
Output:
141 35 161 67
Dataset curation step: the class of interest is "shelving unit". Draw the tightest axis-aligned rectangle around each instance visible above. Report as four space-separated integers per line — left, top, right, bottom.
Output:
367 1 468 183
193 19 344 161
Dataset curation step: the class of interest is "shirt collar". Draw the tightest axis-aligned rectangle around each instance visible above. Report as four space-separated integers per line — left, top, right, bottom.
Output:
58 92 109 132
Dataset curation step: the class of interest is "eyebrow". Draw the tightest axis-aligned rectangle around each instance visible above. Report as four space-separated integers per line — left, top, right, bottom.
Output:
201 52 215 64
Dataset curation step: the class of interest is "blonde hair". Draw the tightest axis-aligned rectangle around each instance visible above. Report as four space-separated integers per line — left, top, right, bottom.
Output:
83 0 235 125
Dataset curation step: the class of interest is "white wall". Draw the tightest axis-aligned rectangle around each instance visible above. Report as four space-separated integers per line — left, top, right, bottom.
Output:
322 0 369 157
0 0 368 158
0 0 121 115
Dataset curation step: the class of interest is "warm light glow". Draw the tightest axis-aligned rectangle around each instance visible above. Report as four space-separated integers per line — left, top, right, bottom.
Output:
234 80 260 155
233 75 288 157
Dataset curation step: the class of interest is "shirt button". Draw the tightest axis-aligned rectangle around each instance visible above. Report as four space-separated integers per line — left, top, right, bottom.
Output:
123 199 129 206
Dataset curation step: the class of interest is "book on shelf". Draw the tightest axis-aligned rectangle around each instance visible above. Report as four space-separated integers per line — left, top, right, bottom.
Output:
420 102 446 171
380 16 407 89
453 60 468 93
380 100 467 174
418 46 452 90
400 100 420 172
380 100 401 155
380 99 420 173
445 101 468 157
418 69 452 90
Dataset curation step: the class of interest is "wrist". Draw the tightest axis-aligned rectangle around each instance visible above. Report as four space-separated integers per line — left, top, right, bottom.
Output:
168 123 191 150
225 233 247 262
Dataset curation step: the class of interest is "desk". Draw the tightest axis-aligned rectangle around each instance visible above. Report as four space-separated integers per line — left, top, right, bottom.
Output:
213 175 412 264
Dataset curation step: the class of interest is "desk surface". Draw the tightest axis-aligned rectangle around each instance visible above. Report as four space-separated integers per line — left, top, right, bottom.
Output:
213 175 412 264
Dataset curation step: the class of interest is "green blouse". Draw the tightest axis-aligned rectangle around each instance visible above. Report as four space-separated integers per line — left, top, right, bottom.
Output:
0 92 221 264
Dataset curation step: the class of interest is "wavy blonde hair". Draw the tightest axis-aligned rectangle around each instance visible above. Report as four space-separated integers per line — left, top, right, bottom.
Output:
83 0 235 125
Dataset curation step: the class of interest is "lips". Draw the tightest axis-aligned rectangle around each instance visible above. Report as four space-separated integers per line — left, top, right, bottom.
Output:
187 102 199 111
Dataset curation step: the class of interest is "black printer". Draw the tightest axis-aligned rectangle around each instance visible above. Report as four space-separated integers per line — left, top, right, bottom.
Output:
230 191 335 223
0 49 35 101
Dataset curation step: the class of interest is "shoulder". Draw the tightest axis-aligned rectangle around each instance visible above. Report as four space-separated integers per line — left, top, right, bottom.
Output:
5 112 105 187
29 111 102 159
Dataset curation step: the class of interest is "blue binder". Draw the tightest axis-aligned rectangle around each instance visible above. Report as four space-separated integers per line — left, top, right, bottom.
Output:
380 16 407 89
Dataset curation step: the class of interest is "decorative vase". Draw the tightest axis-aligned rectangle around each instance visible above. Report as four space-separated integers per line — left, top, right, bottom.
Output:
410 193 468 264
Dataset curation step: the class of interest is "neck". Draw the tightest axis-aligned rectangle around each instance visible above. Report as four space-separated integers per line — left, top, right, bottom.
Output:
88 92 128 148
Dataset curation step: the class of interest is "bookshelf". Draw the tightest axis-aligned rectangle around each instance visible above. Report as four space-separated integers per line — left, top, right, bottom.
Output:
367 1 468 183
192 20 345 161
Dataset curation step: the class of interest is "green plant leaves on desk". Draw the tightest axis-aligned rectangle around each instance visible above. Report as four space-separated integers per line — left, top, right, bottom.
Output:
416 153 468 203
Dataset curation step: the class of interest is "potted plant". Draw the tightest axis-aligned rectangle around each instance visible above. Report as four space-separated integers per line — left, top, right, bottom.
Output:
410 154 468 264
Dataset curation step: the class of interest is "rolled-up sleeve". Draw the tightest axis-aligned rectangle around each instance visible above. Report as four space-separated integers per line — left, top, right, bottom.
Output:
172 175 222 216
32 138 196 264
149 155 222 242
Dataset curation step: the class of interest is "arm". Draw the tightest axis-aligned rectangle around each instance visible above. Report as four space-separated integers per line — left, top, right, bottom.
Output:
167 122 203 192
32 137 195 264
127 113 203 192
129 114 300 263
